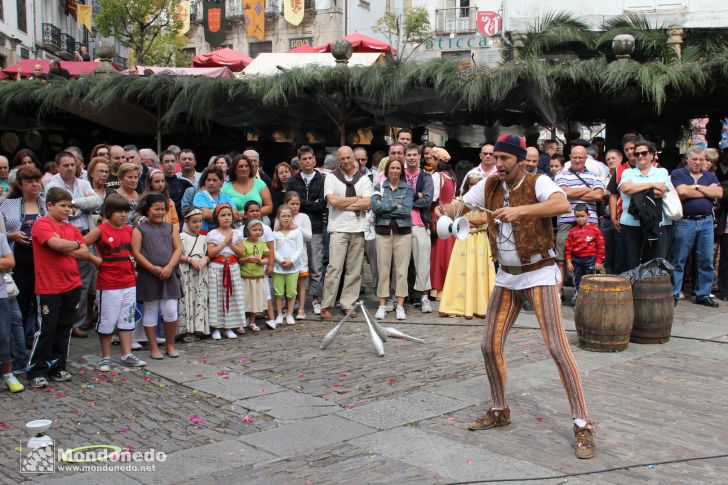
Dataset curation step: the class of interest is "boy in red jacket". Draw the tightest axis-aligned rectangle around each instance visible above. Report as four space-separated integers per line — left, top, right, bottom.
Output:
566 204 605 306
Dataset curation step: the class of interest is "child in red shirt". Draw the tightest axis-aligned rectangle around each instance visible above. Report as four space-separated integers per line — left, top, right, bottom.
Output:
28 187 96 388
566 204 605 306
84 194 146 372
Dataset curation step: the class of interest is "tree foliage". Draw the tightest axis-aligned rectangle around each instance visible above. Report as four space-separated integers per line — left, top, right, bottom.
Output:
135 33 191 67
502 12 594 62
95 0 183 65
374 7 434 62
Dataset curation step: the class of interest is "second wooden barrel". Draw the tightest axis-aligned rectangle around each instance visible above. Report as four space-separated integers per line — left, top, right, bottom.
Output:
631 274 673 344
574 275 634 352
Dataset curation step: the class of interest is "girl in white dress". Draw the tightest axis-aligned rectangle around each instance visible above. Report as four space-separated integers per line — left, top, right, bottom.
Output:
178 209 209 341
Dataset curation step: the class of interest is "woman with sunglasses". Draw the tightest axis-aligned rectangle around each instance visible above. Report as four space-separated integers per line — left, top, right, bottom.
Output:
617 140 675 270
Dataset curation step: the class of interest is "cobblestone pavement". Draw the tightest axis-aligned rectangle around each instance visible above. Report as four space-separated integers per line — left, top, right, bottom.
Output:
1 292 727 484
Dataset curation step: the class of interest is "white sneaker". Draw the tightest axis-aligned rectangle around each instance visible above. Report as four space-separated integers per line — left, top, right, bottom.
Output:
312 301 322 315
275 314 284 326
421 297 433 313
211 329 221 340
98 357 112 373
131 340 143 350
296 311 306 320
265 319 277 330
385 297 395 312
375 306 387 319
225 329 238 339
156 337 166 344
396 306 406 320
286 315 296 325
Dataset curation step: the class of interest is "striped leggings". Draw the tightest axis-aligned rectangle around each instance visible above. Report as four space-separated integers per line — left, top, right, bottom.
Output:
481 284 588 420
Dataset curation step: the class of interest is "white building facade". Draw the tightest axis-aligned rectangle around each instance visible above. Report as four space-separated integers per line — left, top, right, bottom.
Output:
0 0 36 67
408 0 728 66
0 0 128 70
184 0 399 57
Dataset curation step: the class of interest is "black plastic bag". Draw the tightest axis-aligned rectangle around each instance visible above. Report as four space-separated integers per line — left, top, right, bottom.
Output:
620 258 674 284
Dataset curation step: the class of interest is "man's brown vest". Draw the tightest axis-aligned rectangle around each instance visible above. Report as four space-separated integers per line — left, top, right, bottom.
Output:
484 173 555 264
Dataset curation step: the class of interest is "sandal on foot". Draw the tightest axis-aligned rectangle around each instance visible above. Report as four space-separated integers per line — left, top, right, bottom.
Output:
30 377 49 388
166 349 179 358
468 408 511 430
149 352 164 360
51 370 72 382
249 324 261 333
574 421 597 459
182 334 197 343
235 327 247 335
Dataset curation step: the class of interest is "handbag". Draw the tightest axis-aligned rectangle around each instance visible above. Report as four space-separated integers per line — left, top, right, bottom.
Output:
662 188 683 221
5 273 18 298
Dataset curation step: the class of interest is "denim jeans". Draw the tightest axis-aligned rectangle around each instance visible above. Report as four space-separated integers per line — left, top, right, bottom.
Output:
0 298 10 364
9 298 27 371
572 255 596 292
670 216 715 299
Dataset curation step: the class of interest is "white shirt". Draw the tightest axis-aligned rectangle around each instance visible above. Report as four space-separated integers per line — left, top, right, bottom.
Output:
323 172 373 233
45 174 102 232
564 156 610 185
177 171 201 186
463 175 565 290
301 171 316 185
207 228 244 259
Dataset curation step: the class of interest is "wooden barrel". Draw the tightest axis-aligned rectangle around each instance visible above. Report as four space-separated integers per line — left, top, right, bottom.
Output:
630 274 673 344
574 275 634 352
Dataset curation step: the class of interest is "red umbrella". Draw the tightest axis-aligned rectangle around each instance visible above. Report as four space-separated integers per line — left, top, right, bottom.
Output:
1 59 121 78
192 48 253 72
316 32 395 55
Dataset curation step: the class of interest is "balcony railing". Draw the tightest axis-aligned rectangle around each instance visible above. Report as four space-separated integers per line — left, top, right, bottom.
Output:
226 0 243 19
60 33 76 57
42 23 61 51
434 6 477 35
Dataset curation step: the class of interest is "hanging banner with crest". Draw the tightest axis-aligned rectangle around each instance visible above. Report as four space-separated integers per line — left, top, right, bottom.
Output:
284 0 304 26
204 0 227 46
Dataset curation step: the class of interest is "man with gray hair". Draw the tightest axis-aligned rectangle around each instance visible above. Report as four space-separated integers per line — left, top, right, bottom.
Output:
139 148 159 168
320 146 373 320
322 153 338 174
243 149 273 190
669 146 723 308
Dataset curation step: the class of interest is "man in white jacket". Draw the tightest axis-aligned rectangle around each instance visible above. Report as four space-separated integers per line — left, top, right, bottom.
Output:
46 151 103 338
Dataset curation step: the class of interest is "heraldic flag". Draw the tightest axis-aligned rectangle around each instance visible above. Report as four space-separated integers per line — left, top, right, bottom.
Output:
245 0 265 41
178 1 191 35
204 0 227 46
76 4 92 31
284 0 304 26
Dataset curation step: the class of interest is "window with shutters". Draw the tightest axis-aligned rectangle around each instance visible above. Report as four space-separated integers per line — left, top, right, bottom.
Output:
17 0 27 32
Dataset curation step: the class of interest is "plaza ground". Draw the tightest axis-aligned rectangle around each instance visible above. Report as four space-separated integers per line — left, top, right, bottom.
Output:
0 295 727 484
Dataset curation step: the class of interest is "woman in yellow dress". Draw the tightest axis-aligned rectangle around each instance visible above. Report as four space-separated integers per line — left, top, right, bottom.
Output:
439 173 496 319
